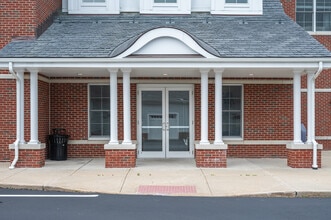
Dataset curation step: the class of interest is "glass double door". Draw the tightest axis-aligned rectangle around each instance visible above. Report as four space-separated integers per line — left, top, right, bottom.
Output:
138 85 193 158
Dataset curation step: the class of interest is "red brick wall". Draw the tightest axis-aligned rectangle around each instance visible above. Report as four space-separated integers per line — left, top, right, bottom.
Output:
0 0 61 48
195 149 227 168
105 149 136 168
10 148 45 168
39 79 50 157
280 0 296 21
287 149 321 168
228 145 287 158
0 80 16 161
68 144 105 158
244 84 293 140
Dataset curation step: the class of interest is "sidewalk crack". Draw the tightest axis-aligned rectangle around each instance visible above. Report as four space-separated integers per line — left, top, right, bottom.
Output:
200 168 213 196
69 159 93 176
119 168 131 193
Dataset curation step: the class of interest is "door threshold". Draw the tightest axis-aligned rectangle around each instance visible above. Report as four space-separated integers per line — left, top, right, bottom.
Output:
136 158 196 168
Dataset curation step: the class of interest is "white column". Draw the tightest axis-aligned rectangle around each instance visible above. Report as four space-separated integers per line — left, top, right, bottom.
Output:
122 68 132 144
28 70 40 144
200 69 210 145
307 72 315 144
17 70 25 144
293 70 303 144
214 69 224 145
108 68 119 145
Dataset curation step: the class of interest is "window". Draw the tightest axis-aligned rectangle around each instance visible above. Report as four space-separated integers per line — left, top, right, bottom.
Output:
154 0 177 3
89 85 110 138
296 0 331 32
222 86 242 137
82 0 106 2
225 0 248 3
211 0 262 15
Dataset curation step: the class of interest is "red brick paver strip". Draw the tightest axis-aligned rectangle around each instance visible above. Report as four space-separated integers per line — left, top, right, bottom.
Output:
137 185 197 195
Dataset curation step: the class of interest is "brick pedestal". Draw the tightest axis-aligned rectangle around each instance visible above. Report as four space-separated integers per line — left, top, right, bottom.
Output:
195 144 228 168
104 144 136 168
9 144 46 168
287 143 323 168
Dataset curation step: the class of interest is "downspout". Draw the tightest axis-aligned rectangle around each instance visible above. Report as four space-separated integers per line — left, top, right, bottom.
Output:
8 62 19 169
312 61 323 170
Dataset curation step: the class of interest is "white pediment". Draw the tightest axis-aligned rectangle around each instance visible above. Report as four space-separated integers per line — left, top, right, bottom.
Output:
115 28 217 58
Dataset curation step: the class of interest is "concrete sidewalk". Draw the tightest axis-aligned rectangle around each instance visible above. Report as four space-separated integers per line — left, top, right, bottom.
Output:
1 151 331 197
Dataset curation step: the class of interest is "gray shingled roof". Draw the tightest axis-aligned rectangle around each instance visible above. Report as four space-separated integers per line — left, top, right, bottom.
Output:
0 0 330 58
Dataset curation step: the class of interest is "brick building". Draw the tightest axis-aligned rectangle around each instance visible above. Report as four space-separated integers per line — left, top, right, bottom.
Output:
0 0 330 169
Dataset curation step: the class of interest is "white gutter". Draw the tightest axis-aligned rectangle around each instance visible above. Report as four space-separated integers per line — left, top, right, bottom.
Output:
8 62 19 169
312 61 323 170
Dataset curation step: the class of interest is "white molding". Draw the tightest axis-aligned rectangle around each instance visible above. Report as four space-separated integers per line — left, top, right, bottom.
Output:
1 58 329 70
301 88 331 93
316 136 331 140
286 142 323 150
0 74 14 79
104 143 136 150
224 140 291 145
9 143 46 150
195 143 228 150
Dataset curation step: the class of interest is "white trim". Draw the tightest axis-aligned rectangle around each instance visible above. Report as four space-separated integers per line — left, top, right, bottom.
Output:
224 140 290 145
316 136 331 140
1 58 330 70
301 88 331 92
48 78 293 84
211 0 262 15
140 0 191 14
0 74 14 79
195 143 228 150
104 143 136 150
9 143 45 150
115 28 217 58
286 142 323 150
68 0 119 14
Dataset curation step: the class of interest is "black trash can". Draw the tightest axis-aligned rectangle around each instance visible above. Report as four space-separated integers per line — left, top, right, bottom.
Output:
48 128 69 161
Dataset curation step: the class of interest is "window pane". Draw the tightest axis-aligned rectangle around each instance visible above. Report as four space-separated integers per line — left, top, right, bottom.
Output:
90 111 102 123
90 98 101 110
222 86 242 137
89 85 110 137
296 0 313 11
316 12 331 31
296 12 313 31
230 124 241 136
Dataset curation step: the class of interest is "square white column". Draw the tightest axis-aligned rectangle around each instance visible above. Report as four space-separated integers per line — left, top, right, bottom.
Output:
28 70 40 144
200 69 210 145
306 72 315 144
293 70 303 144
17 70 25 144
121 68 132 144
108 68 119 145
214 69 224 145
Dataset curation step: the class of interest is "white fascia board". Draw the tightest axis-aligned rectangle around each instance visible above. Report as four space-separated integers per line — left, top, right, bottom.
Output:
0 57 331 70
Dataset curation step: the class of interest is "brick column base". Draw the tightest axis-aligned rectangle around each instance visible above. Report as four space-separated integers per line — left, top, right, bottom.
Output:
10 148 46 168
195 144 228 168
104 144 137 168
286 143 323 168
287 149 322 168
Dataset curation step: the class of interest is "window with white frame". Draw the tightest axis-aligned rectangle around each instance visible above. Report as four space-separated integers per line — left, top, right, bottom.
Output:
154 0 177 3
296 0 331 32
140 0 190 14
222 86 242 137
68 0 119 14
211 0 262 15
225 0 248 3
89 85 110 138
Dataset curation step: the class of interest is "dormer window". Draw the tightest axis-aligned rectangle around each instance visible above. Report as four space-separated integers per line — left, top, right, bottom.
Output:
68 0 119 14
154 0 177 3
211 0 262 15
140 0 190 14
225 0 248 3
